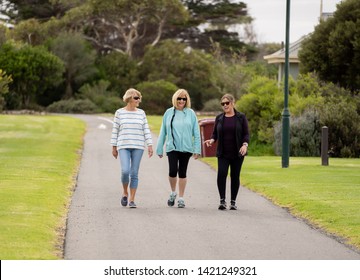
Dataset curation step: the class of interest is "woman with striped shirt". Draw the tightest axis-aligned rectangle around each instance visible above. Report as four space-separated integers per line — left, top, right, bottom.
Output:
111 88 153 208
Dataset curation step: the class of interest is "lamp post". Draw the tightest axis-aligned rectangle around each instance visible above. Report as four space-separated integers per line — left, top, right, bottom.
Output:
282 0 291 168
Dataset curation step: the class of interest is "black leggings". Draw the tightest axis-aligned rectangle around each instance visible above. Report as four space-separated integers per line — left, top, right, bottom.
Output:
217 156 245 201
167 151 192 178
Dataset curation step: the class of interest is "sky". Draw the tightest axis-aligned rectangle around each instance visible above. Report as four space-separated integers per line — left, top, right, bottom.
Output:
244 0 343 43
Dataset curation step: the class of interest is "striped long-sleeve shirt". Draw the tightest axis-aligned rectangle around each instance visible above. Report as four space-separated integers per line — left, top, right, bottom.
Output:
111 108 153 150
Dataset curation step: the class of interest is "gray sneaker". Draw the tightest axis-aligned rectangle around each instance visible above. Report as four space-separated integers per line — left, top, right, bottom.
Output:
121 196 128 207
229 200 237 210
168 192 177 207
178 198 185 208
129 201 137 208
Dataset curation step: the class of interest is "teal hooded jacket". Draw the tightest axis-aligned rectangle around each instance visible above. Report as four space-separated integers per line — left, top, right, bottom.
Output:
156 107 201 156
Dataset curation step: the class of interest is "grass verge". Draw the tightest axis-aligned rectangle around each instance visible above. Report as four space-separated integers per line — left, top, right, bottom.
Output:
0 114 85 259
201 156 360 250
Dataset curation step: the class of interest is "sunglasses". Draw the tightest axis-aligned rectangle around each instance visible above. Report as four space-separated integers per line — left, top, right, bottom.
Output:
221 101 230 106
177 97 187 101
133 96 140 100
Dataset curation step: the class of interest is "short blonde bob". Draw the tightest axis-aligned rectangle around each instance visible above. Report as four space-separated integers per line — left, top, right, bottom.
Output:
172 89 191 108
123 88 142 103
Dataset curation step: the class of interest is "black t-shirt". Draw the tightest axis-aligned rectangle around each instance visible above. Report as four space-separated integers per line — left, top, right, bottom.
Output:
222 115 238 159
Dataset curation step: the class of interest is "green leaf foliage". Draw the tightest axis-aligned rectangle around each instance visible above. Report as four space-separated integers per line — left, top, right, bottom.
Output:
0 69 13 111
180 0 253 55
236 76 282 144
299 0 360 91
274 109 321 157
96 52 140 95
319 87 360 158
0 41 65 108
7 0 74 21
136 79 177 115
78 80 124 113
0 69 12 95
140 40 219 110
49 32 98 99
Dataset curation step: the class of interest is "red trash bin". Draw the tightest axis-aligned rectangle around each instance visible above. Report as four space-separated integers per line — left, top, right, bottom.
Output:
198 118 217 157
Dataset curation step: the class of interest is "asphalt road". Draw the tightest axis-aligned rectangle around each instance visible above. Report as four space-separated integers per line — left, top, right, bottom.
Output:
64 114 359 260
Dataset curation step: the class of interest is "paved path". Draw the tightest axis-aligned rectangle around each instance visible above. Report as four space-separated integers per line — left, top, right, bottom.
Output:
64 115 359 260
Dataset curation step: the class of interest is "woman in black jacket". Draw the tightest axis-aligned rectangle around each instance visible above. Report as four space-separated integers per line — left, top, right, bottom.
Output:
204 94 250 210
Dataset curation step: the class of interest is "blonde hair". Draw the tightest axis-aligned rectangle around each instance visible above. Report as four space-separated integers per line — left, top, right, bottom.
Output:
172 89 191 108
221 93 235 104
123 88 142 103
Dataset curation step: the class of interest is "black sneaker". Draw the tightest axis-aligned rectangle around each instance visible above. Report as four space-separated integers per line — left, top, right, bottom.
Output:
121 196 128 207
229 200 237 210
218 199 227 210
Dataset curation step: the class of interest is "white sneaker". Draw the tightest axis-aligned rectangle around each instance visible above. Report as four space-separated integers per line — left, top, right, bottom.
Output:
178 198 185 208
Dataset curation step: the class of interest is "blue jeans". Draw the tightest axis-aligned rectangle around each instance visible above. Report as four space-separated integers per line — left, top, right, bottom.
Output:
119 149 144 189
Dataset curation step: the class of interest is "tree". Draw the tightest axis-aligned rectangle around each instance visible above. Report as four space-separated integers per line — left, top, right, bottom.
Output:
167 0 254 56
0 42 64 107
8 16 73 46
210 42 249 99
140 39 219 110
96 52 139 95
49 32 97 99
63 0 188 58
299 0 360 91
10 18 44 45
5 0 75 21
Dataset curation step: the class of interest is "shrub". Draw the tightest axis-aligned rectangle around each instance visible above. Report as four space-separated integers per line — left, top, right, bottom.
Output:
136 80 177 115
320 97 360 158
202 98 222 112
77 80 124 112
47 99 98 114
100 96 124 113
274 109 321 157
236 76 282 144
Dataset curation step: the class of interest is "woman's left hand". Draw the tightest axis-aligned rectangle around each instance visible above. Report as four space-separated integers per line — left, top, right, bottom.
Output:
239 145 247 156
193 154 200 160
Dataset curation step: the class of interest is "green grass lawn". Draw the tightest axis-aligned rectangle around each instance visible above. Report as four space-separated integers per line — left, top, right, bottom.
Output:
202 156 360 249
0 114 85 259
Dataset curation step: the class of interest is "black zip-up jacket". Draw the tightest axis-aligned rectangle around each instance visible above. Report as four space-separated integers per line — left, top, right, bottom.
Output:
211 110 250 158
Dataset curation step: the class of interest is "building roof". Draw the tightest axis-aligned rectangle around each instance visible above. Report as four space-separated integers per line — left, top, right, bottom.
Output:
263 35 308 64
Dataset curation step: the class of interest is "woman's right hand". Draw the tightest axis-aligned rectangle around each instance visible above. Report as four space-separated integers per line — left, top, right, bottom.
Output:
112 147 118 159
204 139 214 147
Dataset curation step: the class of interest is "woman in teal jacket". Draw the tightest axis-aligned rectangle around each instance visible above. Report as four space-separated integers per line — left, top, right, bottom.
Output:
156 89 201 208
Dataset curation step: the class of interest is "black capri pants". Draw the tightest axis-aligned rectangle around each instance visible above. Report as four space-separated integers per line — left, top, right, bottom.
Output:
167 151 192 178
